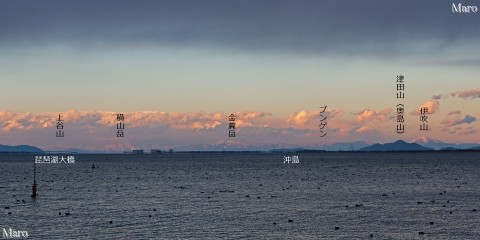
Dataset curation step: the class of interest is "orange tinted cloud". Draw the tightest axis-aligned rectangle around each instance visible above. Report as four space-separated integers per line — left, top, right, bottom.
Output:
287 108 344 129
354 108 393 122
0 110 272 131
0 111 53 131
354 125 375 133
452 88 480 100
411 100 439 115
287 110 316 127
447 110 461 115
234 111 272 128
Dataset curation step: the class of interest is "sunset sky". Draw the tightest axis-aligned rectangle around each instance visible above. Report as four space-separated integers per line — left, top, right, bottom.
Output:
1 0 479 151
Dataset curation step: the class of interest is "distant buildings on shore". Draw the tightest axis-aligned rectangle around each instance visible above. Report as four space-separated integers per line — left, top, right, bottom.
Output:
132 150 144 154
150 149 174 154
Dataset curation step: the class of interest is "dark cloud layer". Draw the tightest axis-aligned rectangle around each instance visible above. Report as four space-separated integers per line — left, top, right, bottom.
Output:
442 114 477 127
1 0 480 56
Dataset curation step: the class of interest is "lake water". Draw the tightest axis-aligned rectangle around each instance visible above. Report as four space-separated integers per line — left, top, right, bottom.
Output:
1 152 479 239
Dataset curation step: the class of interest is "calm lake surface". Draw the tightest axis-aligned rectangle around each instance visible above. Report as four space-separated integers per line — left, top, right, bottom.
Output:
1 152 479 239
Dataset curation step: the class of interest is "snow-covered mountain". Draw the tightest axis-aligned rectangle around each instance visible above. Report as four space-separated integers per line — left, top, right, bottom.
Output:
412 137 478 150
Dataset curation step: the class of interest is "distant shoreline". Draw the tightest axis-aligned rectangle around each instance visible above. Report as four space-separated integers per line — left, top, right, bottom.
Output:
1 149 480 155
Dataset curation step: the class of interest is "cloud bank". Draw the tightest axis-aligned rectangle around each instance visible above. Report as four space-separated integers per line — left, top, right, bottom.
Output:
1 0 479 57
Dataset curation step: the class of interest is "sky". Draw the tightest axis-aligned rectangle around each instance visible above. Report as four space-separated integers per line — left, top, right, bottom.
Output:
1 0 479 151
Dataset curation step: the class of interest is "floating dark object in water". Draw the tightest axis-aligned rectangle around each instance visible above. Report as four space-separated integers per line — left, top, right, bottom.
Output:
334 227 339 230
5 207 10 209
355 204 363 207
153 209 156 211
288 219 293 223
59 212 61 215
8 212 12 215
246 195 250 198
417 201 423 205
92 163 95 169
430 222 434 225
419 232 425 235
449 211 453 214
369 234 373 238
65 212 70 216
21 200 25 203
109 221 113 224
473 209 477 212
218 190 234 193
273 222 276 225
381 193 388 196
149 215 152 218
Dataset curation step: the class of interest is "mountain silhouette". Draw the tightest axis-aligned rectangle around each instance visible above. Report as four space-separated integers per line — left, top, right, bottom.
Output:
359 140 433 151
412 137 478 150
0 144 44 153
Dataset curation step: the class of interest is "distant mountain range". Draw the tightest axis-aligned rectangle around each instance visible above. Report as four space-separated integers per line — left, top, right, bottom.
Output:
0 144 43 153
0 141 370 153
359 140 433 151
0 139 478 153
165 139 480 152
171 141 372 152
412 137 479 150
